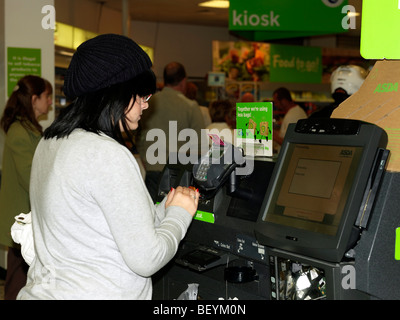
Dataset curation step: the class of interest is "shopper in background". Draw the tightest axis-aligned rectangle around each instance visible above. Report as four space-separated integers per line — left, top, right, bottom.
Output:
186 81 211 128
137 62 205 201
17 34 199 300
310 65 368 118
240 92 255 103
272 87 307 148
206 99 236 145
0 75 52 300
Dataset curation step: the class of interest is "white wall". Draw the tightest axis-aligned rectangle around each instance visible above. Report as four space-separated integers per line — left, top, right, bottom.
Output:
131 21 238 80
3 0 55 128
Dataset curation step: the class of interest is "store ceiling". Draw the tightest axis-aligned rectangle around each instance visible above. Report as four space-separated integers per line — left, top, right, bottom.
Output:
91 0 229 27
89 0 362 36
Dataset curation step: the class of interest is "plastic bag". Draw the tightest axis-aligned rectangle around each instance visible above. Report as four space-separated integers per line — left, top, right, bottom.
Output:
11 212 35 266
177 283 199 300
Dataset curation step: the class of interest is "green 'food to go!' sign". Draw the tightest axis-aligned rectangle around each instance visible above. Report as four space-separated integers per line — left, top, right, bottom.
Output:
270 44 322 83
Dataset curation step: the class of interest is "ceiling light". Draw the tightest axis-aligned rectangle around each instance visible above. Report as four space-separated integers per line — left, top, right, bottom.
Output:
347 12 360 17
198 1 229 9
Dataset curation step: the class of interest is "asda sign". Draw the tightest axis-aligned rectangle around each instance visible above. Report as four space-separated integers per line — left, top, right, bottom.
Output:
229 0 348 40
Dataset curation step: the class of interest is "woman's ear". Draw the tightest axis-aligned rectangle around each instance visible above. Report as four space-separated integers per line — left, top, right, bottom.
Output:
31 94 38 106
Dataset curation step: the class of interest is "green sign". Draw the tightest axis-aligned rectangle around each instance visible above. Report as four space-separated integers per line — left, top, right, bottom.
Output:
361 0 400 59
236 101 273 157
374 82 399 94
229 0 348 41
396 227 400 261
154 205 215 224
269 44 322 83
194 210 215 224
7 47 41 97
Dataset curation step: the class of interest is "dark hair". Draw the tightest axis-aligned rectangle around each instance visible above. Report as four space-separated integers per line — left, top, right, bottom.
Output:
163 62 186 86
44 69 156 145
208 99 234 123
1 75 48 134
185 82 198 100
273 87 293 102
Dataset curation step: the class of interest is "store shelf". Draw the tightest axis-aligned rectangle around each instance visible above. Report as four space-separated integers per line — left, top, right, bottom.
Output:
54 67 71 118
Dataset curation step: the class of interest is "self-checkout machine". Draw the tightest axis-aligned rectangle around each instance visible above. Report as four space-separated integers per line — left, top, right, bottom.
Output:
332 1 400 300
255 118 390 300
153 2 400 300
254 1 400 300
152 101 277 300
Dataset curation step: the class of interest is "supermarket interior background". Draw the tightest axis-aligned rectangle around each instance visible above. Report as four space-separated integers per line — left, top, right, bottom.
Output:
2 0 400 301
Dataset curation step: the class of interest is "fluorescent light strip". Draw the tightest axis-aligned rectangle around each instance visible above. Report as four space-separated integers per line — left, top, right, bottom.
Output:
198 1 229 9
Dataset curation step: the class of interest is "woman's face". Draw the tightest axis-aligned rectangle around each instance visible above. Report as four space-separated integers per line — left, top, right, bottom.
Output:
123 94 152 131
33 90 52 119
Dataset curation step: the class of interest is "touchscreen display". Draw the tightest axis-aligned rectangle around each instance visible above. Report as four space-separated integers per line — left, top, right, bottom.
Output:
263 143 363 236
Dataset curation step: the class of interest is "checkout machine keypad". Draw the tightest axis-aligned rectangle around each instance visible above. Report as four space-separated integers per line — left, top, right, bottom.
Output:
195 163 211 181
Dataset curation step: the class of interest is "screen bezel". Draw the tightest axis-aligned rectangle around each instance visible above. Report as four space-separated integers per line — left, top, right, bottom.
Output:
255 120 388 262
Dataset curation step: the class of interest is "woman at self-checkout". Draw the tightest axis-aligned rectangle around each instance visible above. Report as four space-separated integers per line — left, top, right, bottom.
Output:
17 34 199 300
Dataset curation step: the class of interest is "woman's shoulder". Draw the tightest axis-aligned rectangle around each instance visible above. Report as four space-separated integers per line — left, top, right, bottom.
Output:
6 121 39 142
9 119 40 133
66 130 129 158
8 120 26 134
67 129 120 148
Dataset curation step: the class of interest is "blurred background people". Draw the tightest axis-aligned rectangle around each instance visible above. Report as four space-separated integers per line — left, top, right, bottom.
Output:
186 81 211 127
206 99 236 145
0 75 52 300
273 87 307 148
137 62 205 201
310 65 368 118
240 92 255 103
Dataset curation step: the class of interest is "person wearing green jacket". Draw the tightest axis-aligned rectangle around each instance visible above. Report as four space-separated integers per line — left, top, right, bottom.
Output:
0 75 52 300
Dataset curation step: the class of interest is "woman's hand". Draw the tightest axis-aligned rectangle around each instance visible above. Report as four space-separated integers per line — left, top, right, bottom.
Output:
165 186 199 217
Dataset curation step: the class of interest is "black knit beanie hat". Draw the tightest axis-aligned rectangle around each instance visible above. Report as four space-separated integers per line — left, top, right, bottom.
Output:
63 34 152 99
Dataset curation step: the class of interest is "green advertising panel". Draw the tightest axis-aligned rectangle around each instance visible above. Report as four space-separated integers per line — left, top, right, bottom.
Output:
236 101 273 157
270 44 322 83
361 0 400 59
194 210 215 224
7 47 41 97
396 227 400 261
229 0 348 40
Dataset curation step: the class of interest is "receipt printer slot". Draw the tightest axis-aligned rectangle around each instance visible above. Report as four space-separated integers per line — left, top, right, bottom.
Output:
177 247 233 272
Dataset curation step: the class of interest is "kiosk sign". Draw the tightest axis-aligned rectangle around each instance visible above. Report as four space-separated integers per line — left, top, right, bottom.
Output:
229 0 348 40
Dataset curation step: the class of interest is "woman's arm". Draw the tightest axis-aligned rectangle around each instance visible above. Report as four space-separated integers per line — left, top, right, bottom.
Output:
90 144 195 277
